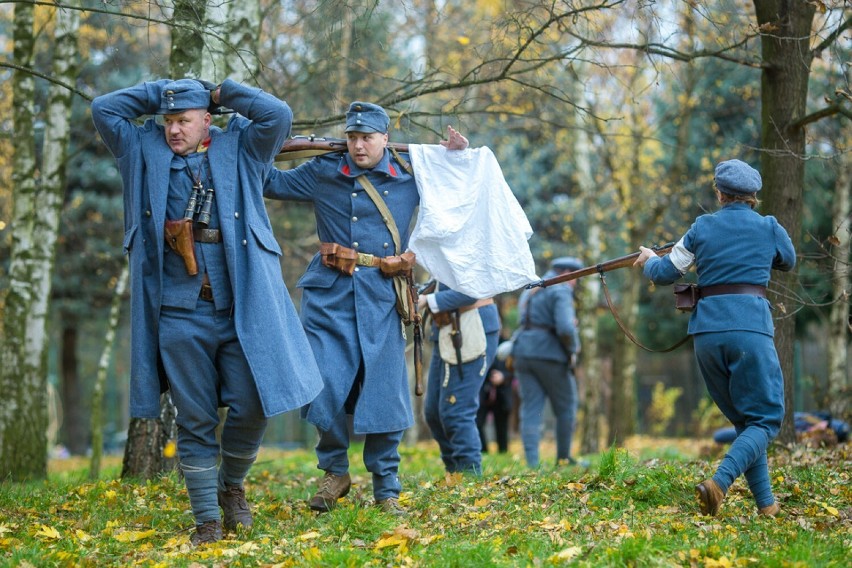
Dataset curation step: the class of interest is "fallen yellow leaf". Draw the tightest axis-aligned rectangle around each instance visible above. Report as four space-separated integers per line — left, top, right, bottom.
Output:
298 530 321 541
113 529 156 542
551 546 582 561
34 525 61 540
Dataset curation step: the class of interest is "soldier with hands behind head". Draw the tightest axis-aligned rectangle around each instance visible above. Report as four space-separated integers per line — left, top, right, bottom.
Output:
92 78 323 545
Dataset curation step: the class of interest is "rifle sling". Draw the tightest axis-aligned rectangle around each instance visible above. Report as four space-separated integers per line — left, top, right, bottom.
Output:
598 272 691 353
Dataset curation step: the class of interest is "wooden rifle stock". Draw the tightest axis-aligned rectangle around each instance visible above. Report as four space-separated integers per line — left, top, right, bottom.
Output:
277 135 410 161
528 242 675 289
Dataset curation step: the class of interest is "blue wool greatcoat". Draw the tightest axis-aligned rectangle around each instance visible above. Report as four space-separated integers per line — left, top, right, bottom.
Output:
264 151 417 433
91 79 324 419
642 203 796 335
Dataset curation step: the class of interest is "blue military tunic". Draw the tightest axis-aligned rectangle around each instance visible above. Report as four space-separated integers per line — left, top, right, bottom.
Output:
643 203 796 334
91 79 324 419
264 150 417 433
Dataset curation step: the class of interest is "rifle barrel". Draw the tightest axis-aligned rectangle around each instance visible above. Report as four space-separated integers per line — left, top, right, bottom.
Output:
529 242 675 288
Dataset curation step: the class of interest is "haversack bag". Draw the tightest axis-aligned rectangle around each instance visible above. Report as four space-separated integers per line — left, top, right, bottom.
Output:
673 283 699 312
438 310 487 364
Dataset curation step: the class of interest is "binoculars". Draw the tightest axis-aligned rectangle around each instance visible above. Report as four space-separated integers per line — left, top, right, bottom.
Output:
183 184 215 227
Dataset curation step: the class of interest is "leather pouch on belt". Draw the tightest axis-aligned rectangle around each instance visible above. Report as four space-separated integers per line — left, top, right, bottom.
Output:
320 242 357 275
380 251 416 278
164 219 198 276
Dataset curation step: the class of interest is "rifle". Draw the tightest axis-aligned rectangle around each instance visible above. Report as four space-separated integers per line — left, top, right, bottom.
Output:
412 279 437 396
527 242 675 289
278 135 410 161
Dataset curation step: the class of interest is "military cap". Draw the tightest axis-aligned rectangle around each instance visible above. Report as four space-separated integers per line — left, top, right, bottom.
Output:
157 79 211 115
551 256 583 272
714 159 762 195
345 101 390 133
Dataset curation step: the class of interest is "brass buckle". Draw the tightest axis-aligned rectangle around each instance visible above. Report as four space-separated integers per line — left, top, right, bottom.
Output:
356 252 375 266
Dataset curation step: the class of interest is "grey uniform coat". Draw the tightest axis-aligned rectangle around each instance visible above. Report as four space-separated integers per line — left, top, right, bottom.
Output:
513 275 580 363
91 79 323 418
264 150 417 433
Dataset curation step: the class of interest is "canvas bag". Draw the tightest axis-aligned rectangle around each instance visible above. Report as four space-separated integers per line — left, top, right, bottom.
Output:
438 309 487 364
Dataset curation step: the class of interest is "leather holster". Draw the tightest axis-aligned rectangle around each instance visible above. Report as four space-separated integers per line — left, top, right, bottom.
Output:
164 219 198 276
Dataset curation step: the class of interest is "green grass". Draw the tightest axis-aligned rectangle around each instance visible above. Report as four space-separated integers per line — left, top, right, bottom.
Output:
0 439 849 566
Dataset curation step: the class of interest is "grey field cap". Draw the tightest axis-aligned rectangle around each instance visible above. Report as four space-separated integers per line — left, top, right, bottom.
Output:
551 256 583 272
714 159 762 195
158 79 210 115
344 101 390 133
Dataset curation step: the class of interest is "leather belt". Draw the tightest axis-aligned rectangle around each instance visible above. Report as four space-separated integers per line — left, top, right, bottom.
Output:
432 298 495 327
356 252 382 267
193 228 222 243
699 284 766 299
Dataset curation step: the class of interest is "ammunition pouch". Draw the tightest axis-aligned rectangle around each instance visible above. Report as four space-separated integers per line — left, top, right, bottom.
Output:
673 283 699 312
319 243 418 325
320 242 360 275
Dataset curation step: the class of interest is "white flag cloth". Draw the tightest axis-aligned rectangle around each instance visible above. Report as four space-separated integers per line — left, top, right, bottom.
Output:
408 144 538 298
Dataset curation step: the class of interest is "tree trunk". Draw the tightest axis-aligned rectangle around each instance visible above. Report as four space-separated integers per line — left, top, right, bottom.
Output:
0 0 79 480
90 264 129 479
61 320 87 455
170 0 207 79
827 117 850 421
121 395 178 480
226 0 262 84
200 0 228 80
571 64 604 454
609 276 641 444
753 0 816 445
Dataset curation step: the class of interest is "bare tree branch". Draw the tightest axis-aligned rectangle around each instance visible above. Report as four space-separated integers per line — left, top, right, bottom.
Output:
0 61 91 101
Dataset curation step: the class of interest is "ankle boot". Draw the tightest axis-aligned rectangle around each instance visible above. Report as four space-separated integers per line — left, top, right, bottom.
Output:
695 479 726 516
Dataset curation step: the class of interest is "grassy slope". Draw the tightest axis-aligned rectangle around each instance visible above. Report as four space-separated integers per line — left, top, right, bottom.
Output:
0 437 848 567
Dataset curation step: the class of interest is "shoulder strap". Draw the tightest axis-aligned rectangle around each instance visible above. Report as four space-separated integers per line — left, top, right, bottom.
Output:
390 147 414 176
357 174 402 254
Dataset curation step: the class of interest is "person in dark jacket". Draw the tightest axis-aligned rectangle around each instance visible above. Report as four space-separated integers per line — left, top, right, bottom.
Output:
634 158 796 517
512 256 583 468
476 337 514 454
91 79 323 545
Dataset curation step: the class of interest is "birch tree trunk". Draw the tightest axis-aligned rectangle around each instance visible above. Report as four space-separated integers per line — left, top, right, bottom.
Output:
0 0 79 480
571 65 604 454
170 0 207 79
90 263 130 479
0 0 43 481
225 0 262 83
752 0 816 445
827 120 851 420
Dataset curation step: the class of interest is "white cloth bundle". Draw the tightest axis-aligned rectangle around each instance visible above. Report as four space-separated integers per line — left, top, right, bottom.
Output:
408 144 538 298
